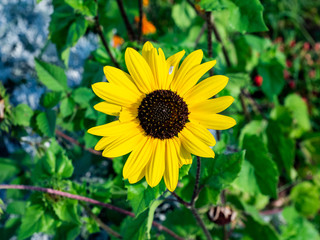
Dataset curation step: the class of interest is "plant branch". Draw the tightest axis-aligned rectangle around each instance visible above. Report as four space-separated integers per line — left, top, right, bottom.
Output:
83 204 122 239
94 1 120 68
239 91 251 121
190 207 213 240
55 129 103 157
171 191 190 208
116 0 136 41
211 18 231 67
191 156 201 206
205 11 214 76
138 0 143 42
194 23 207 48
187 0 231 67
0 184 184 240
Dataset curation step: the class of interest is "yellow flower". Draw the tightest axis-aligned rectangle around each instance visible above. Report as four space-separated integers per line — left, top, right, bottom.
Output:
88 42 236 191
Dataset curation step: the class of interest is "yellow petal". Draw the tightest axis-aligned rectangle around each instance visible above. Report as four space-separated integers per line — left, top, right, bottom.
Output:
176 137 193 167
142 41 154 65
128 166 145 184
185 122 216 146
125 47 154 93
94 102 121 116
188 96 234 114
148 48 168 89
184 75 229 105
189 113 236 130
179 127 215 158
170 49 203 91
94 136 111 151
164 139 179 192
103 66 142 96
88 120 139 136
119 105 139 123
177 60 217 97
92 82 140 107
146 139 165 187
123 136 153 179
102 129 144 158
166 50 185 87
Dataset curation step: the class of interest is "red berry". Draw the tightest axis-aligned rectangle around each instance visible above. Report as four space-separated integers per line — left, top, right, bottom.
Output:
254 75 263 87
286 60 292 68
289 80 296 89
303 42 310 51
315 43 320 51
290 40 296 47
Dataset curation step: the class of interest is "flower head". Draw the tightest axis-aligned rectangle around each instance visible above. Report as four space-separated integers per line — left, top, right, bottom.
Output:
88 42 236 191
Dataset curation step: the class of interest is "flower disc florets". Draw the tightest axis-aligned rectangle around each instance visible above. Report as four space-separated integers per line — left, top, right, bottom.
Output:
138 90 189 139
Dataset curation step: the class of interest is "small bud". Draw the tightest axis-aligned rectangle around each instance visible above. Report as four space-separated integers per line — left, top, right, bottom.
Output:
207 206 237 225
254 75 263 87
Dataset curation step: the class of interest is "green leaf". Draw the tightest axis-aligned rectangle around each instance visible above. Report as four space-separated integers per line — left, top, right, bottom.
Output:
35 58 68 92
281 206 320 240
172 1 196 30
121 210 148 240
198 151 245 203
66 17 88 48
244 215 279 240
36 110 56 137
301 135 320 163
0 158 20 182
242 135 279 198
82 59 104 86
55 152 74 179
0 199 3 215
224 73 250 97
54 223 81 240
41 91 62 108
266 120 295 179
52 199 80 223
164 208 200 238
227 0 268 33
65 0 97 16
12 104 33 126
60 97 75 118
258 58 285 100
290 182 320 218
18 204 56 240
199 0 229 11
284 94 311 137
146 200 163 239
72 87 94 105
49 3 87 63
126 180 166 216
239 120 267 147
233 160 261 195
6 201 26 215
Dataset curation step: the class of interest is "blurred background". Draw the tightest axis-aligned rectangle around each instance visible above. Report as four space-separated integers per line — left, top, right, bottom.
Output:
1 0 320 239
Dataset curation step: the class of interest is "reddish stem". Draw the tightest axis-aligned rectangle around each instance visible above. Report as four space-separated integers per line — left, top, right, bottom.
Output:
0 184 183 240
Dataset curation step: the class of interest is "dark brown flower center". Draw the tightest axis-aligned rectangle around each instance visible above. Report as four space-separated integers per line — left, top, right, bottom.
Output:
137 90 189 139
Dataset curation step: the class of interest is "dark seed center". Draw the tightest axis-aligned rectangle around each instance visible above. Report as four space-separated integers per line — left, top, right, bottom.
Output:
138 90 189 139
